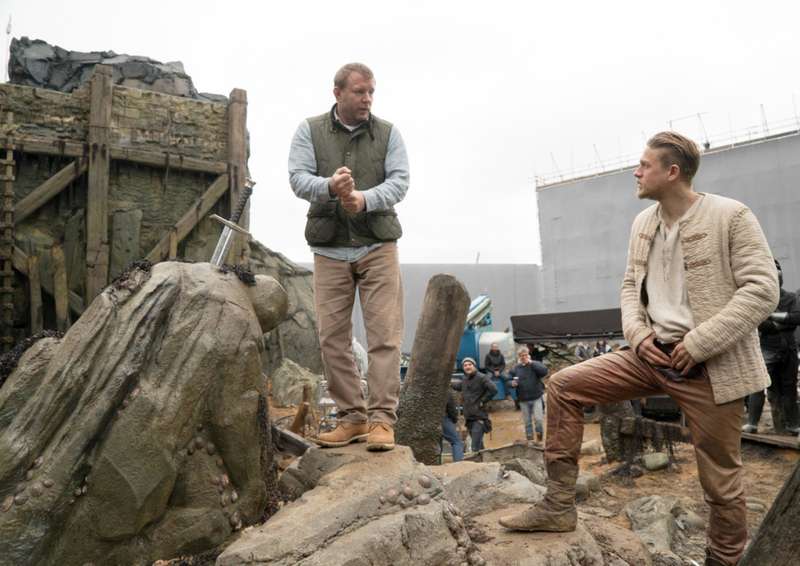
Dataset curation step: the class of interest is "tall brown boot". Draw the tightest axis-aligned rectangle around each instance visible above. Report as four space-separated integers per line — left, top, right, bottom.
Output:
498 460 578 532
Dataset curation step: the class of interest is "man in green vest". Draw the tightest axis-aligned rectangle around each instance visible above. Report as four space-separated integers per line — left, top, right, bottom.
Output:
289 63 409 451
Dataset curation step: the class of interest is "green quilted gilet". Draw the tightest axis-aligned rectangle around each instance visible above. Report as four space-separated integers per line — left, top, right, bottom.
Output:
304 105 403 247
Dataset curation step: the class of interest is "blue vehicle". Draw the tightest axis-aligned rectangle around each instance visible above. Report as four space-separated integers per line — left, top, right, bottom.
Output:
455 295 517 401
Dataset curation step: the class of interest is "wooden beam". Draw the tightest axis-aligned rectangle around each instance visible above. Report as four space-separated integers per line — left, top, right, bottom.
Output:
110 147 227 175
86 65 113 302
145 174 229 263
0 135 227 175
227 88 248 265
28 255 43 334
13 247 85 316
271 424 315 457
52 245 71 333
14 158 88 224
0 135 86 159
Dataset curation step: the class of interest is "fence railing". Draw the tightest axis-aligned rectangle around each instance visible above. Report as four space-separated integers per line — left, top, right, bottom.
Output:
535 116 800 189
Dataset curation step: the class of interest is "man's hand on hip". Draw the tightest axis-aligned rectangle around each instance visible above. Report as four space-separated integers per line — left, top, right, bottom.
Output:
341 190 366 213
329 167 354 197
637 334 671 366
670 342 699 376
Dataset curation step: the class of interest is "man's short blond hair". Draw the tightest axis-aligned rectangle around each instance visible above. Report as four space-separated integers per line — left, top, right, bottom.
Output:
334 63 375 90
647 131 701 182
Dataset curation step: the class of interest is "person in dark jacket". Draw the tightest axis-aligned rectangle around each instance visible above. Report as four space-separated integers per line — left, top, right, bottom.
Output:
440 392 464 462
451 357 498 452
485 342 509 382
593 340 612 357
743 260 800 434
506 348 549 442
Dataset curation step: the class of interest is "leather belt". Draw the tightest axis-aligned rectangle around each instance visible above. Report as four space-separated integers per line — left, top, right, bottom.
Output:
653 340 705 382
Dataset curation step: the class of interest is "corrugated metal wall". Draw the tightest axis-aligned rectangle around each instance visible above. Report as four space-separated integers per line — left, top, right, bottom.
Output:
537 132 800 312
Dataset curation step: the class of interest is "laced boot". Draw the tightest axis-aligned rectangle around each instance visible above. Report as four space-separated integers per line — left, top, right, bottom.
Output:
525 434 534 441
536 432 544 443
498 460 578 531
316 422 369 448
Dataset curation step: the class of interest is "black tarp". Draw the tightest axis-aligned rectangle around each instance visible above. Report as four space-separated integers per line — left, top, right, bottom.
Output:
511 308 624 343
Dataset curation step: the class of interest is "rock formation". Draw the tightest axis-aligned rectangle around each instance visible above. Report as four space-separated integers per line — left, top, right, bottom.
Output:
0 261 287 566
9 37 226 103
241 442 653 566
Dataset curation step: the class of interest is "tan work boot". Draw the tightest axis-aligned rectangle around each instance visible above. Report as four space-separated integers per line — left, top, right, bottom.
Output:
317 422 369 448
366 422 395 451
498 460 579 531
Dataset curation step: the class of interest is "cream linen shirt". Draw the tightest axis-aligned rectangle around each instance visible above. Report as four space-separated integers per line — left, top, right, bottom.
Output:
644 195 704 344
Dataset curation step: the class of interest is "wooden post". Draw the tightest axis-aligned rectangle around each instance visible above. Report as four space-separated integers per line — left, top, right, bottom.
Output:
289 402 311 435
226 88 248 265
740 458 800 565
28 255 43 335
52 245 71 332
168 228 178 259
395 274 471 465
86 65 113 303
0 112 15 352
13 247 85 316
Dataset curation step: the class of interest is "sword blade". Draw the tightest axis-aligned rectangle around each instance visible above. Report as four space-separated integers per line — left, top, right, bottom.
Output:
210 226 236 266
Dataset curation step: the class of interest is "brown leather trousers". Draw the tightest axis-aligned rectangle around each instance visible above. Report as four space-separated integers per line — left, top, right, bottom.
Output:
546 348 746 566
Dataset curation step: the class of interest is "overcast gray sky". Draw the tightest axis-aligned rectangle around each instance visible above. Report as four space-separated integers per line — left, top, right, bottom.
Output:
4 0 800 265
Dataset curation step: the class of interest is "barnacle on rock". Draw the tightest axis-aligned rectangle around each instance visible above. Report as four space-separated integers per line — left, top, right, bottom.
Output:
417 493 431 505
418 475 432 489
386 489 398 504
33 457 44 469
206 442 216 455
29 483 44 498
402 487 415 500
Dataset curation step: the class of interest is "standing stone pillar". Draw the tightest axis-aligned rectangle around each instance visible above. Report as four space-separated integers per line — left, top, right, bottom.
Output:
395 274 470 465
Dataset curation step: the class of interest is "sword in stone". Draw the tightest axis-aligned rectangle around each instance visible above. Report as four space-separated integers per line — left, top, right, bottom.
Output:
209 177 256 266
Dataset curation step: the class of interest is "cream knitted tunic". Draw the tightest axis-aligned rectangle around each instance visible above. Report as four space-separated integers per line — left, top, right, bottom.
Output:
621 193 779 404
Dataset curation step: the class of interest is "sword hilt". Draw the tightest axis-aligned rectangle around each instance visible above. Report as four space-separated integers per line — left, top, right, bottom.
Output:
230 177 256 224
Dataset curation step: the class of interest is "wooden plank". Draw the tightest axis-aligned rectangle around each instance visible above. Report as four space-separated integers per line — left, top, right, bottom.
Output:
740 458 800 565
14 158 88 224
145 173 229 262
28 255 43 334
227 88 248 264
741 431 800 450
110 147 227 175
0 135 86 158
13 247 85 316
0 135 227 175
52 245 71 332
271 424 315 457
86 65 113 302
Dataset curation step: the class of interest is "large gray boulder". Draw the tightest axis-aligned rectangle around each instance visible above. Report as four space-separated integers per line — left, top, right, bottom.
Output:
0 261 287 566
218 445 485 566
269 358 322 409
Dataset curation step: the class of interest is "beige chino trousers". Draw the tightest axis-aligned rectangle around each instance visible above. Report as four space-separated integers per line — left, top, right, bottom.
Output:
313 243 404 425
546 348 746 566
